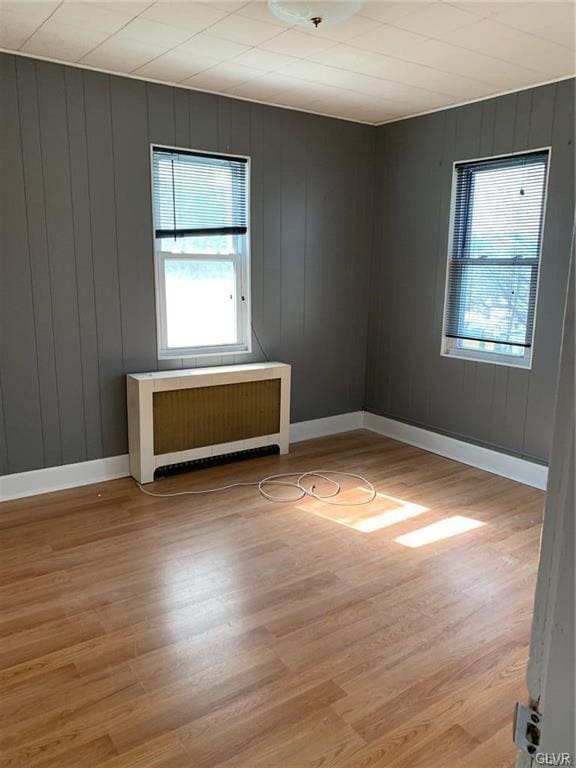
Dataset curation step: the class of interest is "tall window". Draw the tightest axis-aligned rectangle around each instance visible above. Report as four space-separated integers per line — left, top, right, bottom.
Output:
152 146 251 359
442 149 549 369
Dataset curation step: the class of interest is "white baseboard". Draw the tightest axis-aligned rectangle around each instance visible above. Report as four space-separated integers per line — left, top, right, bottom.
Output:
362 412 548 490
290 411 364 443
0 454 131 502
0 412 365 502
0 409 547 501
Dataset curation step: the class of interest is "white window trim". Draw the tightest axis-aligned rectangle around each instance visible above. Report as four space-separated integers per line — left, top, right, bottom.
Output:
443 339 533 369
440 146 552 371
150 143 252 361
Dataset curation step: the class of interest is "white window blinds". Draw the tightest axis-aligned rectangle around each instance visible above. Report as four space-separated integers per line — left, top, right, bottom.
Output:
152 148 248 239
445 150 549 350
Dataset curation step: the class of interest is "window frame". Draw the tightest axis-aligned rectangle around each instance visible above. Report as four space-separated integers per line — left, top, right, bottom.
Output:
150 143 252 361
440 147 551 370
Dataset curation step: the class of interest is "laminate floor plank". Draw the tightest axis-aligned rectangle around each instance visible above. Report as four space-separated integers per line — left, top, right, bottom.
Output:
0 431 543 767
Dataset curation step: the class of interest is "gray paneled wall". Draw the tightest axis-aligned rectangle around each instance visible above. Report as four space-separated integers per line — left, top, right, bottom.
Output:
0 52 374 474
365 79 575 463
1 49 573 477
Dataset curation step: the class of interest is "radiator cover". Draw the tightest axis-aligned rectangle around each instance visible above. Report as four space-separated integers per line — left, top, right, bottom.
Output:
127 363 291 484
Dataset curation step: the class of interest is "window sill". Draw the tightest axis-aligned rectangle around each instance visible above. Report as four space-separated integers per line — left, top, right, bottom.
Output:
441 348 532 370
158 345 252 362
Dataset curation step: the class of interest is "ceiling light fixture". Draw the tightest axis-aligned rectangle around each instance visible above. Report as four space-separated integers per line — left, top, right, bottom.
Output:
268 0 363 29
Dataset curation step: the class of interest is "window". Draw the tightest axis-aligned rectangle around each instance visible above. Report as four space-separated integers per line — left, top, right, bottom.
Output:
441 149 549 369
152 146 251 359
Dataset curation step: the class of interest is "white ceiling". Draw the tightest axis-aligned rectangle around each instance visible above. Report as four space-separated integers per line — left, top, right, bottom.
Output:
0 1 574 124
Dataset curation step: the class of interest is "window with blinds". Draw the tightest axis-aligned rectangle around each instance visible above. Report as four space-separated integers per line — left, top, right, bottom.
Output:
442 149 549 368
151 147 251 360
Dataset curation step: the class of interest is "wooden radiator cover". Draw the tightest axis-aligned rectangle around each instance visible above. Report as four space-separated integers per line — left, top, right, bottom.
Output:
127 363 291 484
152 379 281 455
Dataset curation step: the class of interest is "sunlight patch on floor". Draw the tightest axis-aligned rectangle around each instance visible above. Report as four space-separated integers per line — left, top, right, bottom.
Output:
297 487 429 533
353 500 428 532
394 515 486 548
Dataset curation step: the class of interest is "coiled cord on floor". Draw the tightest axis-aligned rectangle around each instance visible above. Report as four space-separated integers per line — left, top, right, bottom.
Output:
137 470 376 505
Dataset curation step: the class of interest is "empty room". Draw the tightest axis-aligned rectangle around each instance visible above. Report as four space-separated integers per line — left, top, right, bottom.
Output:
0 1 574 766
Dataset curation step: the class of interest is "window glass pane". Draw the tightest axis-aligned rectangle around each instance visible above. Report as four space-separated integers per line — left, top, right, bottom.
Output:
164 259 237 349
451 260 535 347
467 161 546 259
158 234 236 255
457 339 525 357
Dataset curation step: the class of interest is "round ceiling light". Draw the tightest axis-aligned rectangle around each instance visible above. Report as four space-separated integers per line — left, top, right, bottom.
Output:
268 0 363 29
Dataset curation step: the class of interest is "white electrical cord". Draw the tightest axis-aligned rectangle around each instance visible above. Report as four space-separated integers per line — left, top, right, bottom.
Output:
137 470 376 506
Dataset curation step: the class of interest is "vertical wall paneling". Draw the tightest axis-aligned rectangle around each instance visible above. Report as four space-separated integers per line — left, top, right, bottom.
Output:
428 106 465 435
328 119 359 414
0 54 44 472
0 376 7 476
65 66 103 460
14 57 62 467
523 80 575 457
407 115 445 428
364 126 382 412
230 98 251 156
230 98 261 366
174 86 190 148
217 96 232 154
248 103 266 364
2 48 571 474
388 120 419 421
349 124 374 409
146 82 175 146
145 81 181 372
84 70 126 456
36 61 86 464
188 90 218 151
367 80 574 462
366 125 394 416
1 53 376 474
261 106 283 367
279 109 306 404
302 115 333 420
111 76 157 377
300 114 374 420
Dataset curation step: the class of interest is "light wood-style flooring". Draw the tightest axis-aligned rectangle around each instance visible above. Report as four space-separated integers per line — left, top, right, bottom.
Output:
0 431 544 767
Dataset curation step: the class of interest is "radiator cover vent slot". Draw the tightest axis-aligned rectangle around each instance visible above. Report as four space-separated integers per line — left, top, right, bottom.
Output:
154 444 280 479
